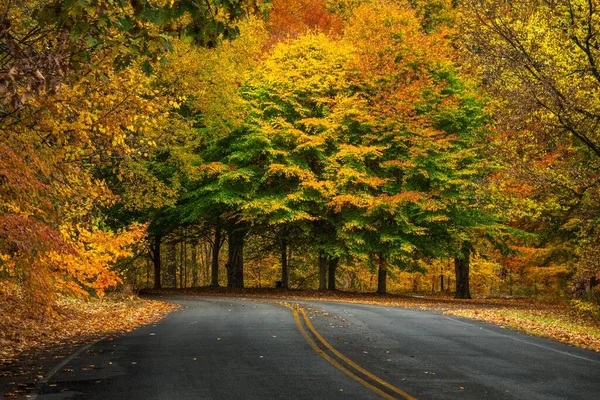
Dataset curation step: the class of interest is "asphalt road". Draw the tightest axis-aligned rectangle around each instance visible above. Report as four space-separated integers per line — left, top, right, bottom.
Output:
31 296 600 399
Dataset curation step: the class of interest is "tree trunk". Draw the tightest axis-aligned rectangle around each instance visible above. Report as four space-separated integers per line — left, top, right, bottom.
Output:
146 258 151 287
183 240 188 288
454 244 472 299
327 257 339 290
280 227 289 289
318 252 327 290
166 241 177 288
204 242 211 284
179 240 185 288
191 244 198 287
211 226 221 287
376 255 387 294
152 235 162 289
227 226 245 288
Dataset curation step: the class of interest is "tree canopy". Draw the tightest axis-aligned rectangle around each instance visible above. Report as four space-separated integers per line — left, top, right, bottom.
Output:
1 0 598 306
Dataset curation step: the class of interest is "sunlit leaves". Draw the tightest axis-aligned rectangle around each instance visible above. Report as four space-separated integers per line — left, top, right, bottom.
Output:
47 223 147 297
327 1 492 273
0 1 266 305
459 0 600 291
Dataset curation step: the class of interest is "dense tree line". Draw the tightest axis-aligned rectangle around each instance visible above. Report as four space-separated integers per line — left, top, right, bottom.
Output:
1 0 598 306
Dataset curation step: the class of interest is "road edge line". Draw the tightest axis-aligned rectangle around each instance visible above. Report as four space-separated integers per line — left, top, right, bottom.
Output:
28 342 96 400
443 315 600 364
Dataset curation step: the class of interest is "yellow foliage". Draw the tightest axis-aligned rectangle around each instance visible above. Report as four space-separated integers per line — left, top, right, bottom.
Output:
158 18 268 139
329 194 372 212
1 49 169 303
267 163 316 181
571 299 600 319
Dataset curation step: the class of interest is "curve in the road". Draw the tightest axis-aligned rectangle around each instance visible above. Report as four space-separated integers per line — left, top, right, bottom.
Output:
296 306 417 400
289 306 395 399
24 296 600 400
283 302 412 400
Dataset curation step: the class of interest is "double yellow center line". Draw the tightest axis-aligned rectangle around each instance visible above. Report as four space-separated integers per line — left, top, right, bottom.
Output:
281 303 417 400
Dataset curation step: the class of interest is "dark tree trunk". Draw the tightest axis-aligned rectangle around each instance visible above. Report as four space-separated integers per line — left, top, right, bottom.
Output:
211 225 222 287
167 241 177 288
376 255 387 294
152 235 162 289
227 227 245 288
191 243 198 287
179 240 185 288
327 257 339 290
183 240 188 288
146 258 150 287
280 227 289 289
318 252 327 290
204 242 211 284
454 244 472 299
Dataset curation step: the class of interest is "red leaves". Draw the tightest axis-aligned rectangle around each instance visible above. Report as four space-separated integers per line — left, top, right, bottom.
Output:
0 215 67 255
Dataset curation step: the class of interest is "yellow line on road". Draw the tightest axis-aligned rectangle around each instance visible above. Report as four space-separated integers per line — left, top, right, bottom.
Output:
286 306 397 400
298 308 418 400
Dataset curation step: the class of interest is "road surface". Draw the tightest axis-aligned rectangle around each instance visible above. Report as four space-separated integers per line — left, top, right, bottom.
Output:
30 296 600 399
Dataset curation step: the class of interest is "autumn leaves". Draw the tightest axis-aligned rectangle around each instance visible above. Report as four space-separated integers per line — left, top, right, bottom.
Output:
3 0 598 304
0 0 257 303
0 0 489 301
182 2 491 293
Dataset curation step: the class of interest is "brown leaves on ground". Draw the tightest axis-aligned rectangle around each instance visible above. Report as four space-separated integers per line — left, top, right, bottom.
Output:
0 289 178 366
446 308 600 352
142 287 600 353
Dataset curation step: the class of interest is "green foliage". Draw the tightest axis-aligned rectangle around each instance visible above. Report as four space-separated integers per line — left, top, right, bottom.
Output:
33 0 268 66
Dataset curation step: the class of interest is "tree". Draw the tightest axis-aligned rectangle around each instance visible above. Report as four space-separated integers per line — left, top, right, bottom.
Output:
0 0 269 117
460 0 600 296
107 19 268 289
334 1 492 295
238 32 359 288
0 1 267 304
461 0 600 158
0 55 176 301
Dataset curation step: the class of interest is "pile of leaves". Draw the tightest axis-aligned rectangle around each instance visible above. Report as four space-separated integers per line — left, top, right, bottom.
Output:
143 287 600 352
0 287 178 365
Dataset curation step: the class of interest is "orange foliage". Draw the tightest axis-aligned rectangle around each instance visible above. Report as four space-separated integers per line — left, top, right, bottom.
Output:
47 224 147 297
344 3 452 127
266 0 344 45
0 56 169 304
